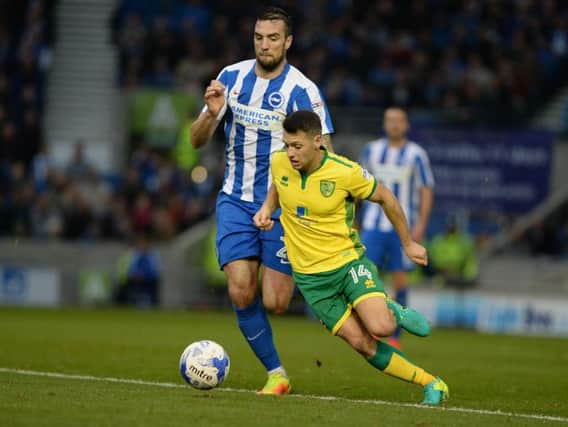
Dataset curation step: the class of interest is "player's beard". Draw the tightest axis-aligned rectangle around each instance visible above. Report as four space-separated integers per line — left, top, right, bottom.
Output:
256 50 285 72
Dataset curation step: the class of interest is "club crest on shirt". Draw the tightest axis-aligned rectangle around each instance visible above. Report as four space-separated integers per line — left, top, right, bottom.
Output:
268 91 285 108
320 180 336 197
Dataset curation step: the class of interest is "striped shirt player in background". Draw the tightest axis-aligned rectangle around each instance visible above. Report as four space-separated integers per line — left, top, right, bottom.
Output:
359 107 434 349
190 7 334 395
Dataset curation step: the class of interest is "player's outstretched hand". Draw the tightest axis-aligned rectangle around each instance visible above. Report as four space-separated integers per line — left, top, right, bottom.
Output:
253 207 274 231
403 241 428 266
204 80 226 117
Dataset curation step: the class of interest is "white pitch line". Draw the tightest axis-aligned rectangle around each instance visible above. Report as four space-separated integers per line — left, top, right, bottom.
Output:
1 367 567 424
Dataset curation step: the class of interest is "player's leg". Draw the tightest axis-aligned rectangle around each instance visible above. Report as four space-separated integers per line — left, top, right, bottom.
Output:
389 271 407 346
216 194 287 393
336 312 448 405
385 231 413 346
346 257 430 338
223 259 289 395
253 219 294 394
352 295 396 338
361 229 403 342
260 220 295 314
223 258 259 308
261 267 295 314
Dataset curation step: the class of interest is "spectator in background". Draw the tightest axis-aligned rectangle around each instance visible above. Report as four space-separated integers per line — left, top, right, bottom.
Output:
144 56 174 87
20 109 42 168
429 222 479 288
99 194 131 240
112 0 568 125
10 181 34 237
117 12 146 72
131 192 153 234
146 16 176 71
175 36 215 91
120 166 142 206
115 233 161 307
1 122 20 164
65 142 94 182
30 191 62 239
0 192 12 235
173 0 211 36
60 182 94 240
79 169 112 219
31 143 53 193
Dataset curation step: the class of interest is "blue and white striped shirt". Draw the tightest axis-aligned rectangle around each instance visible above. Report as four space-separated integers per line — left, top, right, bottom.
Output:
204 59 334 204
360 138 434 232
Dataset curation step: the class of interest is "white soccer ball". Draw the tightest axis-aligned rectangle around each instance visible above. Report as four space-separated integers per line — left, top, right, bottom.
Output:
179 340 230 389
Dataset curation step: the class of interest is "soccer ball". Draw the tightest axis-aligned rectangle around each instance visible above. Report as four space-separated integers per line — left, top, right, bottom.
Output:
179 340 230 389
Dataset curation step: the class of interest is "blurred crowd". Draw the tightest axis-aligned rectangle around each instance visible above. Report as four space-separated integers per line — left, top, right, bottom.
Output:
0 0 221 242
112 0 568 124
0 0 54 174
0 142 220 241
1 0 567 254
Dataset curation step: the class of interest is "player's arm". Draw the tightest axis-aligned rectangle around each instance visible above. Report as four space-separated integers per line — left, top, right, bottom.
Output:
412 150 435 241
412 186 433 241
190 80 226 149
352 145 372 229
253 184 280 231
367 184 428 266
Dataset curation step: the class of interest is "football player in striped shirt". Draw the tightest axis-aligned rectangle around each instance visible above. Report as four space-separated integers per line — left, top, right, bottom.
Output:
190 6 334 395
359 107 434 349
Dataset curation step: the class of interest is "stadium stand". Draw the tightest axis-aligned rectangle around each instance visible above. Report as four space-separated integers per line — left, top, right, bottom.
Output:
1 0 567 258
0 0 221 242
0 0 55 234
112 0 568 124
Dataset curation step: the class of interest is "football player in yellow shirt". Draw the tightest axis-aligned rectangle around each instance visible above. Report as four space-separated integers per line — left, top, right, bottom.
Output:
253 110 449 405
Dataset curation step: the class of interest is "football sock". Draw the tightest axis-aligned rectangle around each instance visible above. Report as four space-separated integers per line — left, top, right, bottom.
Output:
367 341 435 386
234 297 282 372
392 287 408 339
268 366 288 377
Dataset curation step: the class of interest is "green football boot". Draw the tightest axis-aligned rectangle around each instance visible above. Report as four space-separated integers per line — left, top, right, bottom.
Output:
422 377 449 405
386 298 431 337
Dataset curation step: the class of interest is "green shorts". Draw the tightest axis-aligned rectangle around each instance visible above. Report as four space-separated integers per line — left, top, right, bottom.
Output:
293 256 386 335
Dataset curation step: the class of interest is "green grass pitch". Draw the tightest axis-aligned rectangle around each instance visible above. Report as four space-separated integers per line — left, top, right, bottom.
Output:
1 308 567 426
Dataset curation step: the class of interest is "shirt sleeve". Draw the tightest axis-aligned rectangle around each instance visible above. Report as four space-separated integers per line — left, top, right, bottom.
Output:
270 154 277 183
292 82 334 135
270 151 284 185
414 149 435 188
348 162 377 200
200 67 229 120
358 144 372 170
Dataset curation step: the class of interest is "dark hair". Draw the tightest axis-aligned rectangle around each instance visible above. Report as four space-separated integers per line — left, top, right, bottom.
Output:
257 6 292 36
283 110 322 136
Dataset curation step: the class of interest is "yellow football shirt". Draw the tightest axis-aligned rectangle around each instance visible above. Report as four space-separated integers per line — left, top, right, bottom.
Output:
271 149 377 274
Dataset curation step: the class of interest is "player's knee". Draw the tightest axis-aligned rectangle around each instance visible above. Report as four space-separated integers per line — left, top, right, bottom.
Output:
263 296 289 314
366 317 396 338
228 281 256 308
